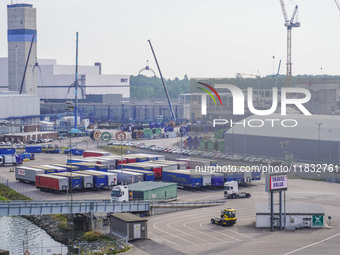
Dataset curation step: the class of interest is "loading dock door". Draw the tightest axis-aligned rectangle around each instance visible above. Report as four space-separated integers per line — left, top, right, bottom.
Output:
134 224 141 239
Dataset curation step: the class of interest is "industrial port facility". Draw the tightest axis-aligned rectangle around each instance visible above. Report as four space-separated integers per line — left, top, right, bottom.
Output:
0 1 339 255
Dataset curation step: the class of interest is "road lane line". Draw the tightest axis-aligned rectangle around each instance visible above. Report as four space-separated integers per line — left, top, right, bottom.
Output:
283 232 340 255
166 222 213 244
199 223 242 242
183 220 231 243
153 220 199 246
148 232 185 247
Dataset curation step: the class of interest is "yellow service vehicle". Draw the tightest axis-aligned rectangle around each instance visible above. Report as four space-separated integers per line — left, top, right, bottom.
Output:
211 208 237 226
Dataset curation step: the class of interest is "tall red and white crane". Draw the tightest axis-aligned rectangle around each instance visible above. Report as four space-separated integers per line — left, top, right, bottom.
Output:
279 0 300 87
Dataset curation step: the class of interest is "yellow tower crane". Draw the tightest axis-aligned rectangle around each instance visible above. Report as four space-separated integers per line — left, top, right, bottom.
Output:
279 0 300 87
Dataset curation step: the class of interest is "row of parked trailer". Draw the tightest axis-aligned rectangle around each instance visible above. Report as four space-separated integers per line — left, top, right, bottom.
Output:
15 164 118 192
15 152 261 191
69 152 262 189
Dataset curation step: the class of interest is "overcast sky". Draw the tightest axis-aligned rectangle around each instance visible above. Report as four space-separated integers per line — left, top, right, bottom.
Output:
0 0 339 79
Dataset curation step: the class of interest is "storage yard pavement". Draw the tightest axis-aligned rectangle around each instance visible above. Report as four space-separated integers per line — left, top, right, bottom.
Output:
131 179 340 255
0 136 339 254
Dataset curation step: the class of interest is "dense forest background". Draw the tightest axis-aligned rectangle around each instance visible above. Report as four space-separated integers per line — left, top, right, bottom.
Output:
130 74 340 99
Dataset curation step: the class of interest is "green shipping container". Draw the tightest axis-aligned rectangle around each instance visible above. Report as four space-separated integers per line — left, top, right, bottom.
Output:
207 140 214 152
128 182 177 201
199 139 206 151
218 140 225 153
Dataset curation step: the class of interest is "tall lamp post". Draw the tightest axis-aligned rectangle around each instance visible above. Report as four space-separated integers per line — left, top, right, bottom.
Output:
65 101 75 254
316 122 322 163
328 129 332 163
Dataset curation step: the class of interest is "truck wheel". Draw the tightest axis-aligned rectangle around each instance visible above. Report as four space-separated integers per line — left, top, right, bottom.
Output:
232 194 236 199
246 193 251 198
211 219 214 224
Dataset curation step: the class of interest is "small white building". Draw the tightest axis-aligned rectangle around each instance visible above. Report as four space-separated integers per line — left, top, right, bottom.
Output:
256 202 325 229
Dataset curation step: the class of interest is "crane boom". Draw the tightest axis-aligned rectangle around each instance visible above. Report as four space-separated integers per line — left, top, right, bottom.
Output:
19 34 35 94
74 32 79 130
148 40 176 122
290 6 298 23
279 0 289 23
335 0 340 12
278 0 300 87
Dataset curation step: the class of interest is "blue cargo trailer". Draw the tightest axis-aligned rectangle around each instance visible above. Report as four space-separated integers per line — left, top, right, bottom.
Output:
234 172 244 183
50 172 82 190
51 172 93 189
116 168 155 182
67 162 96 170
30 165 57 174
252 171 261 180
66 159 88 164
77 170 108 188
224 173 234 182
85 170 117 187
0 148 15 155
211 173 224 187
41 165 67 173
25 145 42 153
162 170 202 188
118 163 153 171
51 164 79 172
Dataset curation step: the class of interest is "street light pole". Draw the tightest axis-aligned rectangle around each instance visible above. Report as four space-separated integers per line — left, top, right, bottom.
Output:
328 129 332 163
316 122 322 163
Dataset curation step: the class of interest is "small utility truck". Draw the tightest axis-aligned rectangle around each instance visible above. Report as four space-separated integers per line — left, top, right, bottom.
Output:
211 208 237 226
224 181 251 199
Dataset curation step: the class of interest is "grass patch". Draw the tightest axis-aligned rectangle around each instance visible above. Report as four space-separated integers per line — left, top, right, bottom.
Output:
50 214 68 229
98 145 128 155
82 230 113 242
0 183 31 201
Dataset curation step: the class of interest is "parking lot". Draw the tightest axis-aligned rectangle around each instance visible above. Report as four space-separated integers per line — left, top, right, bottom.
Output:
132 178 340 255
0 135 339 254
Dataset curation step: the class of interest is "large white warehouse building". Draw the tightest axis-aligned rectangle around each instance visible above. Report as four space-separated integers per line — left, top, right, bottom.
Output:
0 58 130 101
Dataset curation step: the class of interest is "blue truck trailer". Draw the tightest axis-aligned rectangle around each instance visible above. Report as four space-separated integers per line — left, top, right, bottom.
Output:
51 172 92 189
66 159 88 164
84 170 117 187
117 163 153 171
76 170 108 188
162 170 202 188
25 145 42 153
211 173 224 187
0 147 15 155
67 162 97 170
50 172 82 190
115 168 155 182
50 164 79 172
252 171 261 180
224 173 234 182
40 165 67 173
30 165 57 174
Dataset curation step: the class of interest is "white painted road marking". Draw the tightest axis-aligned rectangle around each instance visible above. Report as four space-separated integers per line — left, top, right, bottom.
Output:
283 232 340 255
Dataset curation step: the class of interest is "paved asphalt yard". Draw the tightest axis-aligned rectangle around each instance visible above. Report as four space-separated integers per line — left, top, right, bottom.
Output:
129 178 339 255
0 136 339 254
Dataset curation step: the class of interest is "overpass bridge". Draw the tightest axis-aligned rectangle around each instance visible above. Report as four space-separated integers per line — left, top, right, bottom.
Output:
0 200 150 216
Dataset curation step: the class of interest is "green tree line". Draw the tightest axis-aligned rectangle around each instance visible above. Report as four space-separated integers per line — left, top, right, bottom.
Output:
130 74 340 99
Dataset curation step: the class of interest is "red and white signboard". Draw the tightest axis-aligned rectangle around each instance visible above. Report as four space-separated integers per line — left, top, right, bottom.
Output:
17 169 25 176
270 174 288 191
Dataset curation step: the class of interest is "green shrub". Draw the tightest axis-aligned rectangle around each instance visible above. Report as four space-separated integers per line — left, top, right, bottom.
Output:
83 230 103 242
